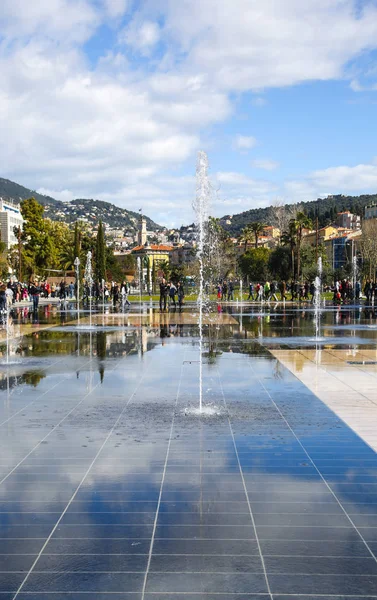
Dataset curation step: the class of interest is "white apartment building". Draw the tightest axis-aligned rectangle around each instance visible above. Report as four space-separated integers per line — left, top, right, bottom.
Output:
0 199 24 248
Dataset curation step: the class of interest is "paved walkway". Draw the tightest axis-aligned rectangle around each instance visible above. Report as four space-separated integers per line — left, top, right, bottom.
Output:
272 347 377 452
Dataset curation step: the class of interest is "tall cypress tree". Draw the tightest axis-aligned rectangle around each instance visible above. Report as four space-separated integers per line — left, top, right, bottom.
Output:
74 221 81 259
95 220 106 283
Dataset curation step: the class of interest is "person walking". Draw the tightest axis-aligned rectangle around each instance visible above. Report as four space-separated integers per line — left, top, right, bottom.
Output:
270 281 278 302
177 282 185 311
112 283 120 306
264 281 271 301
28 281 40 312
159 278 168 311
0 284 6 313
228 280 234 301
248 282 254 300
121 281 131 307
279 280 287 301
169 281 177 308
221 281 228 301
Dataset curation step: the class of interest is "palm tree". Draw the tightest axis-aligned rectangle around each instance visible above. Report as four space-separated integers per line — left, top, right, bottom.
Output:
294 212 313 278
281 221 298 279
251 222 265 248
240 225 254 252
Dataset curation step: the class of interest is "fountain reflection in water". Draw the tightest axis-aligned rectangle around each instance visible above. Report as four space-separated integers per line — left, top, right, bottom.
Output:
314 256 322 340
84 251 93 329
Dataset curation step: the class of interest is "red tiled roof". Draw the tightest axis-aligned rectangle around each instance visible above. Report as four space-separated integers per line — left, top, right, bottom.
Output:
132 244 172 252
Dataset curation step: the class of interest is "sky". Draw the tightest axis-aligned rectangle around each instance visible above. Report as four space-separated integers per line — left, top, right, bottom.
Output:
2 0 377 227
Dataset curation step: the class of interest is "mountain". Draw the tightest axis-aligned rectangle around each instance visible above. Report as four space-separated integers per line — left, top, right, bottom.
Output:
0 177 59 207
218 193 377 235
0 178 163 234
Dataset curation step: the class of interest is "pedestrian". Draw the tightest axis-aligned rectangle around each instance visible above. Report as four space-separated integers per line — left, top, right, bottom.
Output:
217 283 222 300
69 281 74 299
221 281 228 301
177 281 185 311
0 284 6 313
364 280 372 304
159 278 168 311
355 280 361 301
228 280 234 301
279 280 287 301
113 283 120 306
5 283 13 308
264 281 270 301
270 281 278 302
248 282 254 300
28 280 40 312
169 281 177 308
121 281 131 306
51 282 56 298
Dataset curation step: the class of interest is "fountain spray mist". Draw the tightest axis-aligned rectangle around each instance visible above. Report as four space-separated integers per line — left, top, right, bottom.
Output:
85 251 93 329
193 151 210 413
314 256 322 340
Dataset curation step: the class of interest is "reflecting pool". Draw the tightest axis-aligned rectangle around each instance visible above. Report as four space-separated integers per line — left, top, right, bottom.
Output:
0 301 377 598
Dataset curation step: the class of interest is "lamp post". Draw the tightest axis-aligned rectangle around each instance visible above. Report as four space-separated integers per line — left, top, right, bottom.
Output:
74 256 80 324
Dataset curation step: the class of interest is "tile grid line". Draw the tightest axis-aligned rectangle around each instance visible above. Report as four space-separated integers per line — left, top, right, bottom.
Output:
216 367 273 600
252 362 377 567
140 355 185 600
0 352 92 429
11 355 147 600
0 343 123 490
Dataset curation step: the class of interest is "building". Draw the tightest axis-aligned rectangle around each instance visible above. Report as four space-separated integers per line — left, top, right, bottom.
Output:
138 217 147 246
0 199 24 249
170 243 196 266
336 211 360 230
365 204 377 220
324 230 362 270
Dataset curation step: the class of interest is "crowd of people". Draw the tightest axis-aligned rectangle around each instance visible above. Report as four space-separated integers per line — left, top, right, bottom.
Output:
0 275 374 314
159 279 185 311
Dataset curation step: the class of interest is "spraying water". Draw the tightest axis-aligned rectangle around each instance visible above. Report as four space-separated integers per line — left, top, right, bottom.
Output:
193 151 210 413
84 251 93 329
137 257 142 312
314 256 322 340
352 255 358 303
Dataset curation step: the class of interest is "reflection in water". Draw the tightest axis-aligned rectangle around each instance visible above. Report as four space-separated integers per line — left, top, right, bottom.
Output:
0 305 376 596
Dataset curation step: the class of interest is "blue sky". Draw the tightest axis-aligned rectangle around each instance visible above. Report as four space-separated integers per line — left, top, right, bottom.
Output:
2 0 377 227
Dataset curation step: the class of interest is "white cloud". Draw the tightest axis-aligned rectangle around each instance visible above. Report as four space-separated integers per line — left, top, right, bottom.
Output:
251 159 279 171
158 0 377 91
2 1 377 226
120 19 161 54
233 135 257 150
102 0 129 19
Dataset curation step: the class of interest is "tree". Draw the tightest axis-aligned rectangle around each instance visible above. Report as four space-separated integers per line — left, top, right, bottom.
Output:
361 219 377 280
250 222 265 248
281 221 298 279
74 221 81 260
158 260 171 280
240 225 254 252
294 212 313 278
238 247 270 281
20 198 55 276
268 246 292 281
95 220 106 282
300 243 331 283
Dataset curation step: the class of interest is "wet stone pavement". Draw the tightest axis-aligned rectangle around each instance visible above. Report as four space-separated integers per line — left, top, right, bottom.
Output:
0 304 376 598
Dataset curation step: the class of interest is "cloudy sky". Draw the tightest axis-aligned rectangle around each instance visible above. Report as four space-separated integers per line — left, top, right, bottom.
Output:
2 0 377 226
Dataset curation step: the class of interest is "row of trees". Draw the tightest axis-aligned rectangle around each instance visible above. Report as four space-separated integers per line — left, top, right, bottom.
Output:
9 198 126 282
240 211 313 281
